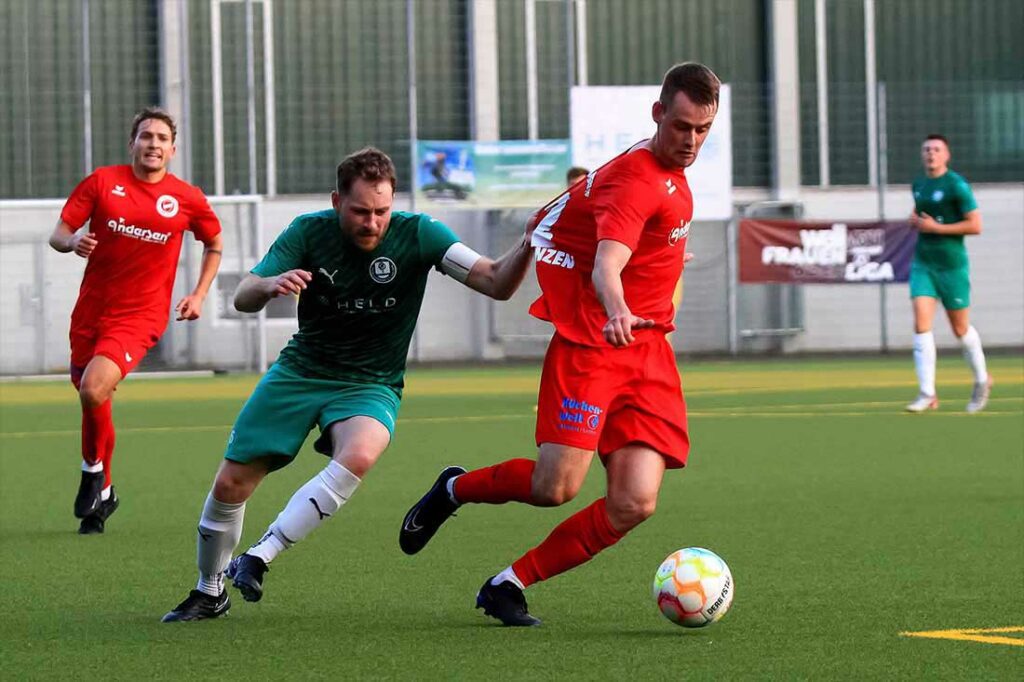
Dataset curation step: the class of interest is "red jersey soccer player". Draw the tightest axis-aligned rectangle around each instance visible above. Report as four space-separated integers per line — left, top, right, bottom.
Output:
49 107 223 534
400 62 720 625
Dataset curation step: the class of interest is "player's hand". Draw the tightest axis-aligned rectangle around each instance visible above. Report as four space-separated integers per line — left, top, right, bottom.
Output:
602 310 655 347
683 252 695 268
910 212 940 233
269 269 312 297
71 232 98 258
524 211 541 239
175 293 205 321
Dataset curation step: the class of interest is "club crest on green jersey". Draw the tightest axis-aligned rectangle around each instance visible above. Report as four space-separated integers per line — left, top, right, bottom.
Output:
370 257 397 283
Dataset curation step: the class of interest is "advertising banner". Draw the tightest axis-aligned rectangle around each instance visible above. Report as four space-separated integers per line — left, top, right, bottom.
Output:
570 84 733 220
415 140 571 209
739 220 917 283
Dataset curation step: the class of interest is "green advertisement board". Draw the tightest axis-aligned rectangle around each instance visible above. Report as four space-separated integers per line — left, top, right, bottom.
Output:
415 140 572 209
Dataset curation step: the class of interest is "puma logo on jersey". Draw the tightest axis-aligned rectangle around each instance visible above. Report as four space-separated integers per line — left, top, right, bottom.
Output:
665 179 677 195
111 185 126 197
319 267 339 284
534 247 575 270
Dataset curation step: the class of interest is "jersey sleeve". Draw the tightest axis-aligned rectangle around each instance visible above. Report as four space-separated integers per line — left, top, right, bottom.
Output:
591 168 662 251
954 177 979 214
251 217 307 276
416 214 461 267
188 189 222 243
60 172 100 229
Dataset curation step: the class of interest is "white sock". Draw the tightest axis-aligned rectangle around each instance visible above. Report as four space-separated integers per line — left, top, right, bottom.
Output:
196 493 246 597
959 325 988 383
101 486 111 501
82 461 103 473
246 460 360 565
913 331 937 396
491 566 526 591
446 475 461 505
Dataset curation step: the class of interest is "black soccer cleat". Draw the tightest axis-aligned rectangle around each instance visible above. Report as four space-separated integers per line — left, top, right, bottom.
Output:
78 487 119 535
74 470 104 518
399 465 466 555
476 577 542 627
161 589 230 622
226 554 269 603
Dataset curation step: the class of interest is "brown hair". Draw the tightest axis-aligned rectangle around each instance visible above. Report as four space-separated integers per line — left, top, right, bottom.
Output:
129 107 177 143
659 62 721 109
566 166 589 185
924 133 950 148
336 147 398 194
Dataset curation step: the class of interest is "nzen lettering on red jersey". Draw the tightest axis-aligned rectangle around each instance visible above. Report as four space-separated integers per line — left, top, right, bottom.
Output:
106 217 172 245
534 247 575 269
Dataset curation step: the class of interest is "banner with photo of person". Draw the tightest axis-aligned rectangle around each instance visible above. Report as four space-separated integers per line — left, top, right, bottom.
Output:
739 220 917 283
415 140 571 209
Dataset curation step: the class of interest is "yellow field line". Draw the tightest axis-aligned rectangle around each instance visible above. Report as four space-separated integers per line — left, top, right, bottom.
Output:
900 626 1024 647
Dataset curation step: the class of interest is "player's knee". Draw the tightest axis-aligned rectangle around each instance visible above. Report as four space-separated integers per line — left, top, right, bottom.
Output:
213 469 258 504
78 381 110 408
952 322 970 338
333 450 377 478
607 496 657 531
530 479 580 507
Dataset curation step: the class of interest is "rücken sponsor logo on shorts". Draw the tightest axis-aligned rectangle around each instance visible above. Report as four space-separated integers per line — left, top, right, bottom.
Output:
107 217 172 245
558 396 602 433
535 247 575 269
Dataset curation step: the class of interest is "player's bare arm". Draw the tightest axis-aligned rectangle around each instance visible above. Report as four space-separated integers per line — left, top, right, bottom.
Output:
48 219 97 258
460 233 533 301
233 269 312 313
593 239 654 347
175 234 225 321
910 209 981 236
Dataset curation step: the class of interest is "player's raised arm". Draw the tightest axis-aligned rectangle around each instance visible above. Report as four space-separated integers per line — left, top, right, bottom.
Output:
233 270 312 313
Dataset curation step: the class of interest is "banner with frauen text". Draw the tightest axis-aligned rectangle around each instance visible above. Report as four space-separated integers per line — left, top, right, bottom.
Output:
739 220 917 284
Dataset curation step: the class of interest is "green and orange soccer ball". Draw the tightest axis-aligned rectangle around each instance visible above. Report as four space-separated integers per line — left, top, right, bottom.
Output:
653 547 734 628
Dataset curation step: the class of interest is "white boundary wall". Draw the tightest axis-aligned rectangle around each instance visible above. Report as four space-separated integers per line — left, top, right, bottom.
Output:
1 185 1021 375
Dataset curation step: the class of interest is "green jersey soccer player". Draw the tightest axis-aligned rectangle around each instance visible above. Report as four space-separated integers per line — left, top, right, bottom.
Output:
163 147 534 622
906 134 991 414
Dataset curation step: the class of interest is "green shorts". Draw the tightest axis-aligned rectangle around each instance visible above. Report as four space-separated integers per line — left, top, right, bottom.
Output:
909 260 971 310
224 361 401 471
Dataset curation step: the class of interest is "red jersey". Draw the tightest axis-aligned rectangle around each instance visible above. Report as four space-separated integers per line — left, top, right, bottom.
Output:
528 144 693 347
61 165 221 333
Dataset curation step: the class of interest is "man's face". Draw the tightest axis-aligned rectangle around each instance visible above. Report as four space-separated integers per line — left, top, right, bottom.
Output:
921 139 950 173
130 118 175 173
652 91 718 168
332 177 394 252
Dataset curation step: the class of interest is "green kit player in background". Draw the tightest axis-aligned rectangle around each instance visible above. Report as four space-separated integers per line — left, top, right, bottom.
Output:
905 134 992 413
163 147 535 621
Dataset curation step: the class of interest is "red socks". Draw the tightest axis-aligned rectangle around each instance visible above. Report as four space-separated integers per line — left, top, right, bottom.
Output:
452 458 535 504
512 498 624 588
82 400 115 488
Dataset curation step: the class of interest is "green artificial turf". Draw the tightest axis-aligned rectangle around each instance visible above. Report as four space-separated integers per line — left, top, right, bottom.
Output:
1 355 1021 680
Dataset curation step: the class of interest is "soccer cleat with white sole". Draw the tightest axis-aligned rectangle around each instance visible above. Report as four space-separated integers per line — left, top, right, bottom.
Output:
966 375 993 413
905 393 938 413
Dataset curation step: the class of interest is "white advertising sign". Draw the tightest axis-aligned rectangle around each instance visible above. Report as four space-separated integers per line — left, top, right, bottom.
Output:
570 84 733 220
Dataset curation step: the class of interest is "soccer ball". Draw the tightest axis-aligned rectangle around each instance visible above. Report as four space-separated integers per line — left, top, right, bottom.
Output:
652 547 734 628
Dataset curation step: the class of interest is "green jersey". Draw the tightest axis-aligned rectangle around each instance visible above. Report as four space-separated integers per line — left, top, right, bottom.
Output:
251 209 460 390
911 170 978 270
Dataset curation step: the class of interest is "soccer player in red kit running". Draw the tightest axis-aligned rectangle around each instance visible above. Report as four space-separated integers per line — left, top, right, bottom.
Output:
399 62 719 625
49 107 223 534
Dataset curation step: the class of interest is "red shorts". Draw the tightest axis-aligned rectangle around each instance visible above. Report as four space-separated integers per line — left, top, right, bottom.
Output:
535 333 689 468
70 321 159 381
